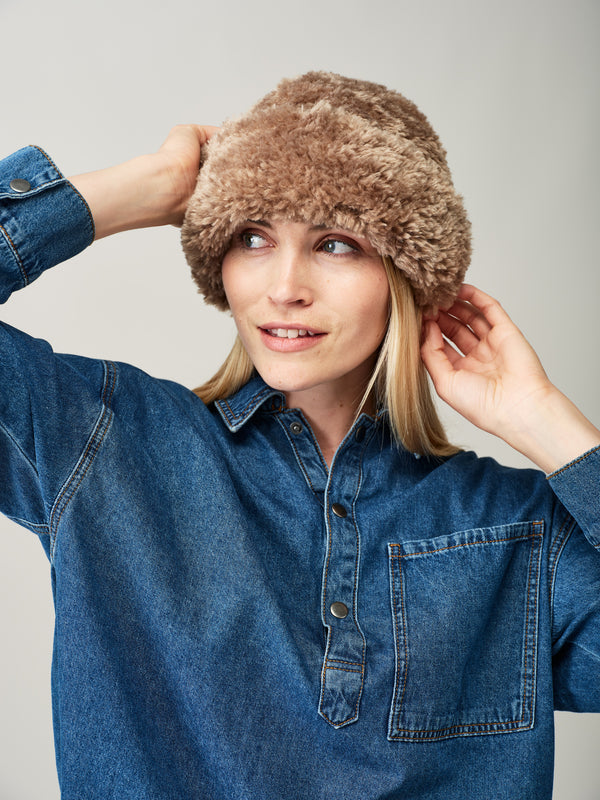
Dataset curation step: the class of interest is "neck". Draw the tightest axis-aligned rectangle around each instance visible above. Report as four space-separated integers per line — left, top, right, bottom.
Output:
285 380 375 470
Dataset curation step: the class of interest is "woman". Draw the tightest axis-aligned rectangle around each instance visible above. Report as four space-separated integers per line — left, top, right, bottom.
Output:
1 72 599 799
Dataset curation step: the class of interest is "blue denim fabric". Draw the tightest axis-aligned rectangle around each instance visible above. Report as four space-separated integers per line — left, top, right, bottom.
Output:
1 147 600 800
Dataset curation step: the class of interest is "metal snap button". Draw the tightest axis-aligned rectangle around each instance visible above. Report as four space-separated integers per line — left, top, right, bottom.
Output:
330 602 349 619
332 503 347 518
9 179 31 193
290 421 303 434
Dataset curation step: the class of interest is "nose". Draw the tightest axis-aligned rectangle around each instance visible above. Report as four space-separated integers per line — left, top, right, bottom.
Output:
267 249 313 307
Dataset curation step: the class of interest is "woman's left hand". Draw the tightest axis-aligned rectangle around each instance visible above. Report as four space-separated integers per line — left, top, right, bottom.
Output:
420 284 600 473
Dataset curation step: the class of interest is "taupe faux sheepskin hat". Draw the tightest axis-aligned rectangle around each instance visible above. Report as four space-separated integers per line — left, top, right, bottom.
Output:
181 71 471 309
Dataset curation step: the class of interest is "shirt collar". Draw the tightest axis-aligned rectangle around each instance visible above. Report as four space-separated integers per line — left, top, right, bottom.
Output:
215 374 285 432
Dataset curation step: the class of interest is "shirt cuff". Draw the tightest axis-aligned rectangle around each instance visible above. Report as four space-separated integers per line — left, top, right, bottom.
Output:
548 444 600 549
0 146 95 303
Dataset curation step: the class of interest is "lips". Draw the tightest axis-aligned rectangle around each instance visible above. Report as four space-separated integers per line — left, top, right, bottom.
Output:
265 328 316 339
258 325 325 351
260 323 325 336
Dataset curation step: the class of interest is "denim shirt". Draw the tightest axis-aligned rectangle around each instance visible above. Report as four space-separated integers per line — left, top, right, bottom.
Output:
1 146 599 800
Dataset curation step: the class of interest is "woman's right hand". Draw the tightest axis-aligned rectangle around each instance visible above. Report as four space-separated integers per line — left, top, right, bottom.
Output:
421 284 600 473
152 124 219 226
70 124 218 240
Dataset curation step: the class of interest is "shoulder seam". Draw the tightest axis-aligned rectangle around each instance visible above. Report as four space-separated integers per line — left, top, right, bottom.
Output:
48 360 117 559
0 417 38 476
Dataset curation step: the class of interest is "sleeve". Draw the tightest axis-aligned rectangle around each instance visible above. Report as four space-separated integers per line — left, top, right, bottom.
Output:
0 146 105 538
0 145 94 303
547 446 600 711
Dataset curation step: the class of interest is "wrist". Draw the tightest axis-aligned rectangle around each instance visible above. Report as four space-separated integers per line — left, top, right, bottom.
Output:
501 385 600 474
70 152 185 240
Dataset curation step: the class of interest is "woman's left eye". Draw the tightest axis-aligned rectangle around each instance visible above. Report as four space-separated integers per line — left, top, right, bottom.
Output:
320 238 357 255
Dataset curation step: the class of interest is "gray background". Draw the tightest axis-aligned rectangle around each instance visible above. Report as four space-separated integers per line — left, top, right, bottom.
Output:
1 0 598 796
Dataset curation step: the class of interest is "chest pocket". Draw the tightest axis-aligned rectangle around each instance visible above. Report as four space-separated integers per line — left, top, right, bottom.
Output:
387 521 543 742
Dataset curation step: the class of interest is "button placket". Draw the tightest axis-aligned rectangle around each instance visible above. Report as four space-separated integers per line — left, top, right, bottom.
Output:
275 411 372 729
330 601 349 618
318 428 369 729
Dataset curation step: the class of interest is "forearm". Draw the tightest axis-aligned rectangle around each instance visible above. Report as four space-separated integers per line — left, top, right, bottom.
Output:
498 385 600 475
70 154 185 240
70 124 213 240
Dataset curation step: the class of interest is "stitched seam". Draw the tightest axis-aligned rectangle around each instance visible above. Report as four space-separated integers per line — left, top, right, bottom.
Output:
352 454 367 712
548 515 575 638
323 665 363 674
30 145 64 179
392 719 533 734
319 711 360 725
326 658 363 667
278 408 329 472
320 704 360 725
0 415 48 533
64 182 95 239
220 386 275 424
318 501 334 715
7 516 49 535
548 443 600 477
390 720 533 739
389 545 402 734
549 515 573 576
321 500 333 622
392 717 532 735
279 416 325 494
521 526 536 726
50 362 116 533
220 397 240 426
389 525 541 737
352 449 366 643
49 361 116 555
317 421 335 719
0 223 29 285
521 522 540 726
319 438 368 726
397 547 410 720
390 530 542 560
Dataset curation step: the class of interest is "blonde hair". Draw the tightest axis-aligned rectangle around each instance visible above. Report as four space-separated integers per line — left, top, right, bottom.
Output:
364 257 459 456
194 256 459 458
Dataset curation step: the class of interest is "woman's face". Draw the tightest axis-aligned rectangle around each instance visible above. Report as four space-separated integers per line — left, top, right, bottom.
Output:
221 219 390 411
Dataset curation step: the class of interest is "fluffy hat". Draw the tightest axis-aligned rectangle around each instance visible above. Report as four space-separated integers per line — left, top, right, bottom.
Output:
181 71 471 309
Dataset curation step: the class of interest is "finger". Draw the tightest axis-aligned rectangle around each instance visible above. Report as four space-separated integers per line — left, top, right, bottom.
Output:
421 320 461 388
443 298 492 340
193 124 220 146
436 309 480 355
160 124 220 153
441 339 463 368
456 284 513 329
422 304 439 321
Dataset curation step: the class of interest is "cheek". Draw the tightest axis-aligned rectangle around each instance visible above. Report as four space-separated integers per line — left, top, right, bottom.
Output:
221 255 238 308
221 257 253 321
359 278 390 343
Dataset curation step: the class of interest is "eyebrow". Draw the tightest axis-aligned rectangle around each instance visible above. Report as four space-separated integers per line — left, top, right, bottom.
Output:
246 219 330 232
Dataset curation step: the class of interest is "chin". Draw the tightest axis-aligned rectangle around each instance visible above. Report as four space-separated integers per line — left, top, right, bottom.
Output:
256 367 323 395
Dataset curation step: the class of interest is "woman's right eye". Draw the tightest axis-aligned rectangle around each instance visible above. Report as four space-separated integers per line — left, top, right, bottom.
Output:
240 231 268 249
